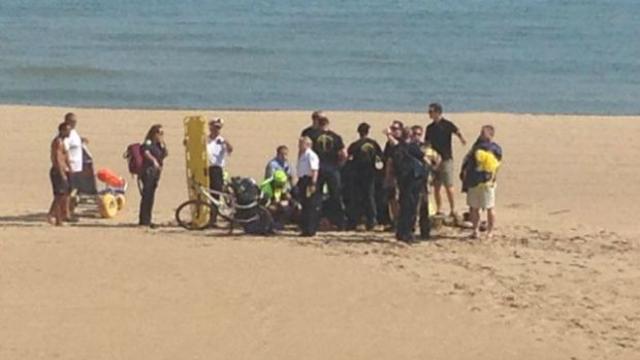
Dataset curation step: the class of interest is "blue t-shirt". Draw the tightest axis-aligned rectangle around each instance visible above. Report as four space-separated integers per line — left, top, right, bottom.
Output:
264 157 291 179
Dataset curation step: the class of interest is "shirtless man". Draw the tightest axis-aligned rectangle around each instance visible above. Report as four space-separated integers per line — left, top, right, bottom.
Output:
48 122 72 226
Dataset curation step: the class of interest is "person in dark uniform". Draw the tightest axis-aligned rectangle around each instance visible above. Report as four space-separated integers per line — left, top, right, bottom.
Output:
379 120 404 229
139 124 168 228
296 136 320 236
346 122 383 230
387 127 428 243
309 115 348 230
301 110 324 139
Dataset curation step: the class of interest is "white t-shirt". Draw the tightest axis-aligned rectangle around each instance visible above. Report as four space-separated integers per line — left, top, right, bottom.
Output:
296 148 319 178
64 129 83 172
207 135 227 167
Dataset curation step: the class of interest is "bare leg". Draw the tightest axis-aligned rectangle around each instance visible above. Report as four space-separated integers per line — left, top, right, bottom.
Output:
469 207 480 239
486 208 495 238
53 195 64 226
445 186 456 215
48 197 58 225
389 198 400 224
434 183 443 214
62 194 71 221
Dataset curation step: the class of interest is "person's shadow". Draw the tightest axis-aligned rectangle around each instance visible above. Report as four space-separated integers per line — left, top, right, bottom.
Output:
0 212 50 227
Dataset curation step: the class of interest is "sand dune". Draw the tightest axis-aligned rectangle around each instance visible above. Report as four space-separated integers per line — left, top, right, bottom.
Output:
1 106 638 359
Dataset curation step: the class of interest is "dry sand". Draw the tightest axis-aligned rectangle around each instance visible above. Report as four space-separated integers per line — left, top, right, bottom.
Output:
0 105 638 359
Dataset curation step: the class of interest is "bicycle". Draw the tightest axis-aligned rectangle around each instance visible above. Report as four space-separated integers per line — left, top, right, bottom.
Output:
175 179 269 233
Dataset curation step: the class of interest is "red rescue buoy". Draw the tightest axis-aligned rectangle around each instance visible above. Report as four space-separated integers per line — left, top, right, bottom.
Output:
97 168 126 188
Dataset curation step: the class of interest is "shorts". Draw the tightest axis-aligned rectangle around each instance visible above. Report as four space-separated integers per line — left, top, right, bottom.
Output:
68 171 82 191
433 159 455 188
50 168 70 195
466 184 496 209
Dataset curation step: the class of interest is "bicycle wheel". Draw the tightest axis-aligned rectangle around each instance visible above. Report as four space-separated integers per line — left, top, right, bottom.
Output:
175 199 215 230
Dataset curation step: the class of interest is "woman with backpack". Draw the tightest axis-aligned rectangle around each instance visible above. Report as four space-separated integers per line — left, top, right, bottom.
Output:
139 124 168 228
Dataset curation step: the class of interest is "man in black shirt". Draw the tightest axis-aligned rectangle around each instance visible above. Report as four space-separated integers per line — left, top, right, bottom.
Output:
300 110 323 139
312 115 347 229
424 102 466 217
346 122 383 230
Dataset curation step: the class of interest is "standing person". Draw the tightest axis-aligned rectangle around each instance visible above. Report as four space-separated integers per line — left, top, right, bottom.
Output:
346 122 383 230
410 125 424 144
380 120 404 228
62 113 85 219
139 124 168 228
388 127 429 243
461 125 502 239
301 110 323 138
296 137 320 237
206 118 233 224
48 123 72 226
424 102 467 217
310 115 348 229
264 145 292 180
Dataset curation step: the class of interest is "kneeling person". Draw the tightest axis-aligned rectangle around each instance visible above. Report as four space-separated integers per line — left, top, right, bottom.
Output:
260 170 294 229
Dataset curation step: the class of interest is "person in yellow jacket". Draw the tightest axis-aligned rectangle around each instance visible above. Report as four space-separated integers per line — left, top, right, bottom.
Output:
460 125 502 239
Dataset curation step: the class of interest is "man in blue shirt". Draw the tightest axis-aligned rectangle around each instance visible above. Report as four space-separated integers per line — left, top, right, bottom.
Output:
264 145 292 180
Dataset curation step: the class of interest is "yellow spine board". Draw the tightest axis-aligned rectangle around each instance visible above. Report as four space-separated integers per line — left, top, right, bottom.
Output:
184 116 210 227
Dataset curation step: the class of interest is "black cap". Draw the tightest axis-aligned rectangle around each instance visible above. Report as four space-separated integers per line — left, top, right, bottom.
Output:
357 122 370 135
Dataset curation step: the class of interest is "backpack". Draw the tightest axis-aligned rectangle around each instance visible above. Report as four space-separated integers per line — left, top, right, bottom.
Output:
123 143 144 176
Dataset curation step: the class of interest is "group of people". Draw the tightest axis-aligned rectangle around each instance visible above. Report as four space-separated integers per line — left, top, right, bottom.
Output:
49 103 503 242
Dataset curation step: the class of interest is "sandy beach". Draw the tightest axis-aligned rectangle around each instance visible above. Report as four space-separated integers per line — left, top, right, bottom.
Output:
0 105 638 359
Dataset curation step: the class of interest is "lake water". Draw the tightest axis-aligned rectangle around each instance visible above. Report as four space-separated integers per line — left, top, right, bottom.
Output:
1 0 639 114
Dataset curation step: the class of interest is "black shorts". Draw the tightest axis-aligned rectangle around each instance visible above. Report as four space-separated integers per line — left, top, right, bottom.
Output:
68 171 82 191
50 168 70 195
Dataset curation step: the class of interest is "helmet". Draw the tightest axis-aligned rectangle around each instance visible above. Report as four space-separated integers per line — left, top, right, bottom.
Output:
272 170 288 187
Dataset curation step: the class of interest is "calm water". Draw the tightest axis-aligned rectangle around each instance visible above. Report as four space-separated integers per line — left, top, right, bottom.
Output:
1 0 639 114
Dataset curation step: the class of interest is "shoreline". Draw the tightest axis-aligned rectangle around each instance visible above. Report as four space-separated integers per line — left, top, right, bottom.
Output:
1 103 639 118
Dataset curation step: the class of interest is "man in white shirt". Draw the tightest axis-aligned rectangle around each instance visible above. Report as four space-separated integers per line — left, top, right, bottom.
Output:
206 118 233 225
296 136 320 237
63 113 84 174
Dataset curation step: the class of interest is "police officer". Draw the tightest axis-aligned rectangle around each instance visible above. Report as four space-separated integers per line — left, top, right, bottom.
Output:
308 115 348 230
139 124 168 228
387 127 428 243
346 122 383 230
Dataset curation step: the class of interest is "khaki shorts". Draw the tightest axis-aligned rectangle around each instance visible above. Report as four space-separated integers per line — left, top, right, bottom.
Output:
466 184 496 209
433 159 455 188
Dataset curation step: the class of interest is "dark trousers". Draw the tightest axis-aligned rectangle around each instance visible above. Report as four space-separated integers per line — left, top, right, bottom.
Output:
396 176 425 241
375 170 389 225
299 176 321 236
418 183 431 239
209 166 224 222
348 169 377 229
139 168 160 225
317 167 346 229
